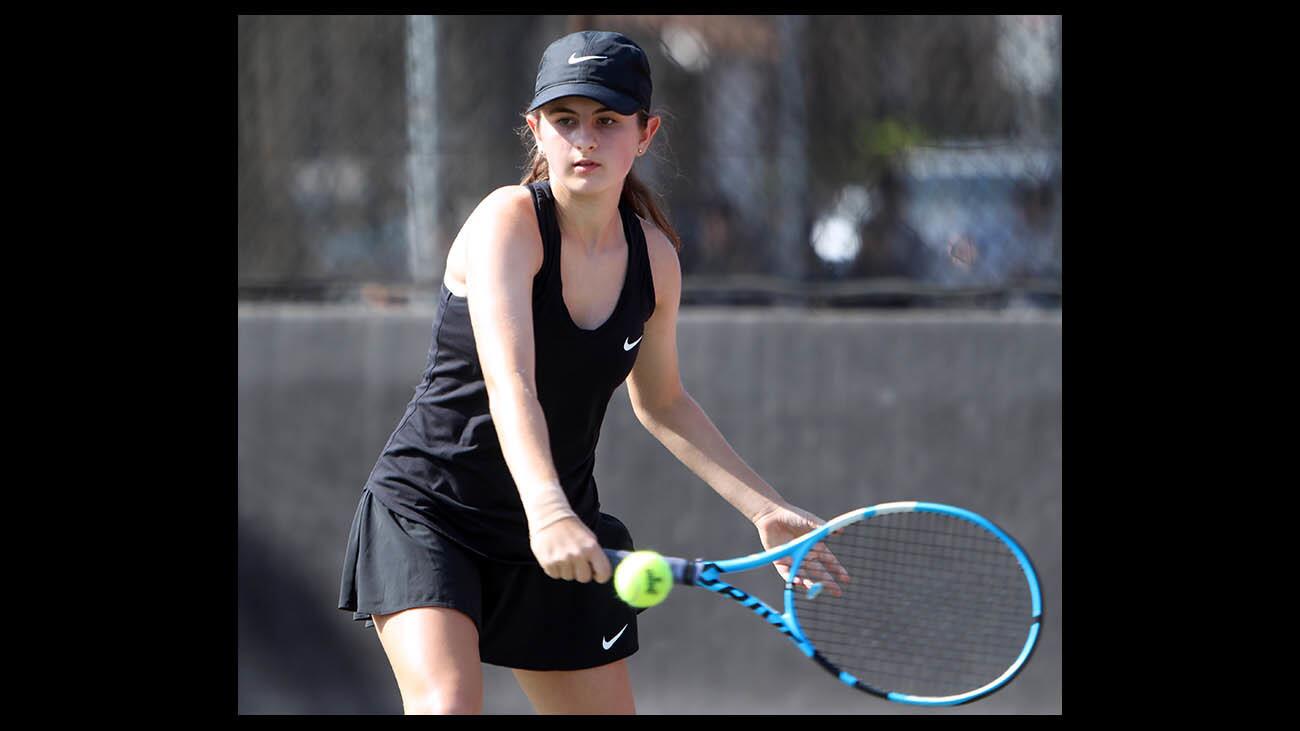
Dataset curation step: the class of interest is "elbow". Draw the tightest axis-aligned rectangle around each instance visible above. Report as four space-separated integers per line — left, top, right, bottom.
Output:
483 370 538 409
632 387 688 429
631 401 656 430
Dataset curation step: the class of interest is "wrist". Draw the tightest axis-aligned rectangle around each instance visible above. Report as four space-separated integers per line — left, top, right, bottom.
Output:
521 482 576 533
527 509 578 535
747 498 791 525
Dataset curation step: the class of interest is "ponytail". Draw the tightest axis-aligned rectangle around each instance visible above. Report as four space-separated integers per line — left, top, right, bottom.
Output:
518 110 682 252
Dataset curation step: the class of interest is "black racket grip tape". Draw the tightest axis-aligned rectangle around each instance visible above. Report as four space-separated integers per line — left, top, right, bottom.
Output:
603 549 700 586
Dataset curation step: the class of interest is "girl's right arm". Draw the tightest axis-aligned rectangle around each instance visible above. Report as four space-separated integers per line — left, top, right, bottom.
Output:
459 186 613 585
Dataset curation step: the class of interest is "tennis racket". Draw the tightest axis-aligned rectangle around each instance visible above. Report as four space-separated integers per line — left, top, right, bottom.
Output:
604 501 1042 707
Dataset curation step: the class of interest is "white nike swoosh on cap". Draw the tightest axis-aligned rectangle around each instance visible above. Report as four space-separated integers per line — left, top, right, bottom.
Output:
569 53 608 64
624 336 643 351
603 624 629 650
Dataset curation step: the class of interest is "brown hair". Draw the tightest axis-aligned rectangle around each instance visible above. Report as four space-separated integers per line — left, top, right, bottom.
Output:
518 109 682 252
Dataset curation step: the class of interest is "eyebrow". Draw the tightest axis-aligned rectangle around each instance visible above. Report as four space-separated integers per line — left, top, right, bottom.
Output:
547 105 616 116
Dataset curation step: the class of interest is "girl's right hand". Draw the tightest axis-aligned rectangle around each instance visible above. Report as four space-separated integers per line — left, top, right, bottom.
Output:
529 517 613 584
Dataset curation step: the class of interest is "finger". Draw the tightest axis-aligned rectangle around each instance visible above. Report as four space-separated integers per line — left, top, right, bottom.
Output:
790 566 843 598
811 578 846 598
792 574 830 596
591 549 613 584
799 561 846 598
557 558 575 581
574 556 593 584
802 543 850 584
805 543 850 594
788 545 846 595
799 557 835 584
772 559 793 581
814 545 853 585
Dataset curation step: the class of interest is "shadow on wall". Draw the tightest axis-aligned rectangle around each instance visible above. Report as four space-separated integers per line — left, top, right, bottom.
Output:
238 523 399 714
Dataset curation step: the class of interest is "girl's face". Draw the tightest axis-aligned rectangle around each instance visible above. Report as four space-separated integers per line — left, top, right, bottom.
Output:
528 96 657 195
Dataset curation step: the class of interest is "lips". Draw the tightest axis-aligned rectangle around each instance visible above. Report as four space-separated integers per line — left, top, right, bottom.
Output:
574 159 601 169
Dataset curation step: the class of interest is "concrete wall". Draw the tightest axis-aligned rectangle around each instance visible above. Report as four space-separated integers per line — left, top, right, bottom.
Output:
238 303 1061 714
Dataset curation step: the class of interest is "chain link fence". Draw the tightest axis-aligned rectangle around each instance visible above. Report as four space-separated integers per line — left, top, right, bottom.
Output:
238 15 1060 308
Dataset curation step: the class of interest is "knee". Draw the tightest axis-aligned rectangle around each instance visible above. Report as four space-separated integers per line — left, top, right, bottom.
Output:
404 690 482 715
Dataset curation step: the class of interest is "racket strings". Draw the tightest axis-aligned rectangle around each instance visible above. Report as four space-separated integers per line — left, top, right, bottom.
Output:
808 562 1031 598
792 510 1034 699
802 618 1021 668
800 613 1031 647
836 522 1025 560
816 642 1014 688
800 576 1032 614
799 617 1031 645
818 527 1027 571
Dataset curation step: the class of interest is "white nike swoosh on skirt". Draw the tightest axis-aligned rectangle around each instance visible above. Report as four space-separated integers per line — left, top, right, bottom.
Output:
602 624 629 650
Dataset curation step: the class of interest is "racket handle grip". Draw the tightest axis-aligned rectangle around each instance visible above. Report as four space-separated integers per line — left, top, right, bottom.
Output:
603 549 700 586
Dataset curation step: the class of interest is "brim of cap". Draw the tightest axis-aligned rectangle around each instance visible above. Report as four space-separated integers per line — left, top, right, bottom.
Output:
527 82 641 115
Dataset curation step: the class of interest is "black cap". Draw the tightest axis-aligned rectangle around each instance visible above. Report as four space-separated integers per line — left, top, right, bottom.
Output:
527 31 652 116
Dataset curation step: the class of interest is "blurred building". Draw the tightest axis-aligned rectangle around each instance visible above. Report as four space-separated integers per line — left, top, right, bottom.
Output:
238 14 1061 308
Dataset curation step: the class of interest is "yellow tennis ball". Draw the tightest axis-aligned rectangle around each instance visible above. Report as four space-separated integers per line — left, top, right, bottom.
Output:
613 550 673 608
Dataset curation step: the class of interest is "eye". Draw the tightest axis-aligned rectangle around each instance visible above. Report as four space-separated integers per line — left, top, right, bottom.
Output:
598 117 618 126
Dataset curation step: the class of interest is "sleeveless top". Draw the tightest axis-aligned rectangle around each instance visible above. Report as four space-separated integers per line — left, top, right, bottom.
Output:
363 180 657 564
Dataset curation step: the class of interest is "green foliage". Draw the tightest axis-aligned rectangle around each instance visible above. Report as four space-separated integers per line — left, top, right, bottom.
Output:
857 118 929 161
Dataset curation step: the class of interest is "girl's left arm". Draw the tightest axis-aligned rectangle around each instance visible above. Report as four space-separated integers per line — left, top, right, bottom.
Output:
626 226 795 526
629 226 849 589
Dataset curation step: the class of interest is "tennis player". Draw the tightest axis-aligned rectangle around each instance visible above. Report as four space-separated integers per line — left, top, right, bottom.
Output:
339 30 832 715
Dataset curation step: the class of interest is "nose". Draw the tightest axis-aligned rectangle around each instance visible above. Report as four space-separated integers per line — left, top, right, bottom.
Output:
572 123 598 151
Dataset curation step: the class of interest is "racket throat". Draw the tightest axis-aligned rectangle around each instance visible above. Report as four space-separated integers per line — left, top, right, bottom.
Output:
698 574 809 653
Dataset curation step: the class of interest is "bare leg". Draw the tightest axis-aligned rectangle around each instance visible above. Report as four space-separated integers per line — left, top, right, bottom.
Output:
511 659 636 714
373 607 483 714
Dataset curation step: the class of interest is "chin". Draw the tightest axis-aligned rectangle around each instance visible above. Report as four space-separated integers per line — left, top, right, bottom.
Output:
559 170 620 194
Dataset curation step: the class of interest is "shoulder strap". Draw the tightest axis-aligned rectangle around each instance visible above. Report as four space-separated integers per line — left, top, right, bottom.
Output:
620 199 657 323
528 180 560 309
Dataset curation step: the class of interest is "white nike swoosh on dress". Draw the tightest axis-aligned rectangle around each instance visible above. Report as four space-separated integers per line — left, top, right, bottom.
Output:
568 53 608 64
624 336 643 351
603 624 629 650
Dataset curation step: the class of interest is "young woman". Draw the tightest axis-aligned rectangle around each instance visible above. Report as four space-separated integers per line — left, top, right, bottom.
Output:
339 30 838 714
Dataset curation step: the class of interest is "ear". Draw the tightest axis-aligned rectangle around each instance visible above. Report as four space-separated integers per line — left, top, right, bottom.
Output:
525 112 542 142
640 114 662 150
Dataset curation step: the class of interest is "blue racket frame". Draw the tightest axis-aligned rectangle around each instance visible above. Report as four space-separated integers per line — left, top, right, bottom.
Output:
606 501 1043 707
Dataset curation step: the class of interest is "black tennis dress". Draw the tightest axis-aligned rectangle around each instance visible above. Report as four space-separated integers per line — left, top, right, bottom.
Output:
338 180 656 670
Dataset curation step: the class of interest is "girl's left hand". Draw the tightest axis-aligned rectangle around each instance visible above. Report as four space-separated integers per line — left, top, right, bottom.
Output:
752 503 852 597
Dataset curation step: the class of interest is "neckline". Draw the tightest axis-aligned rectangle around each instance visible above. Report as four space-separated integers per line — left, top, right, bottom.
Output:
556 207 632 334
